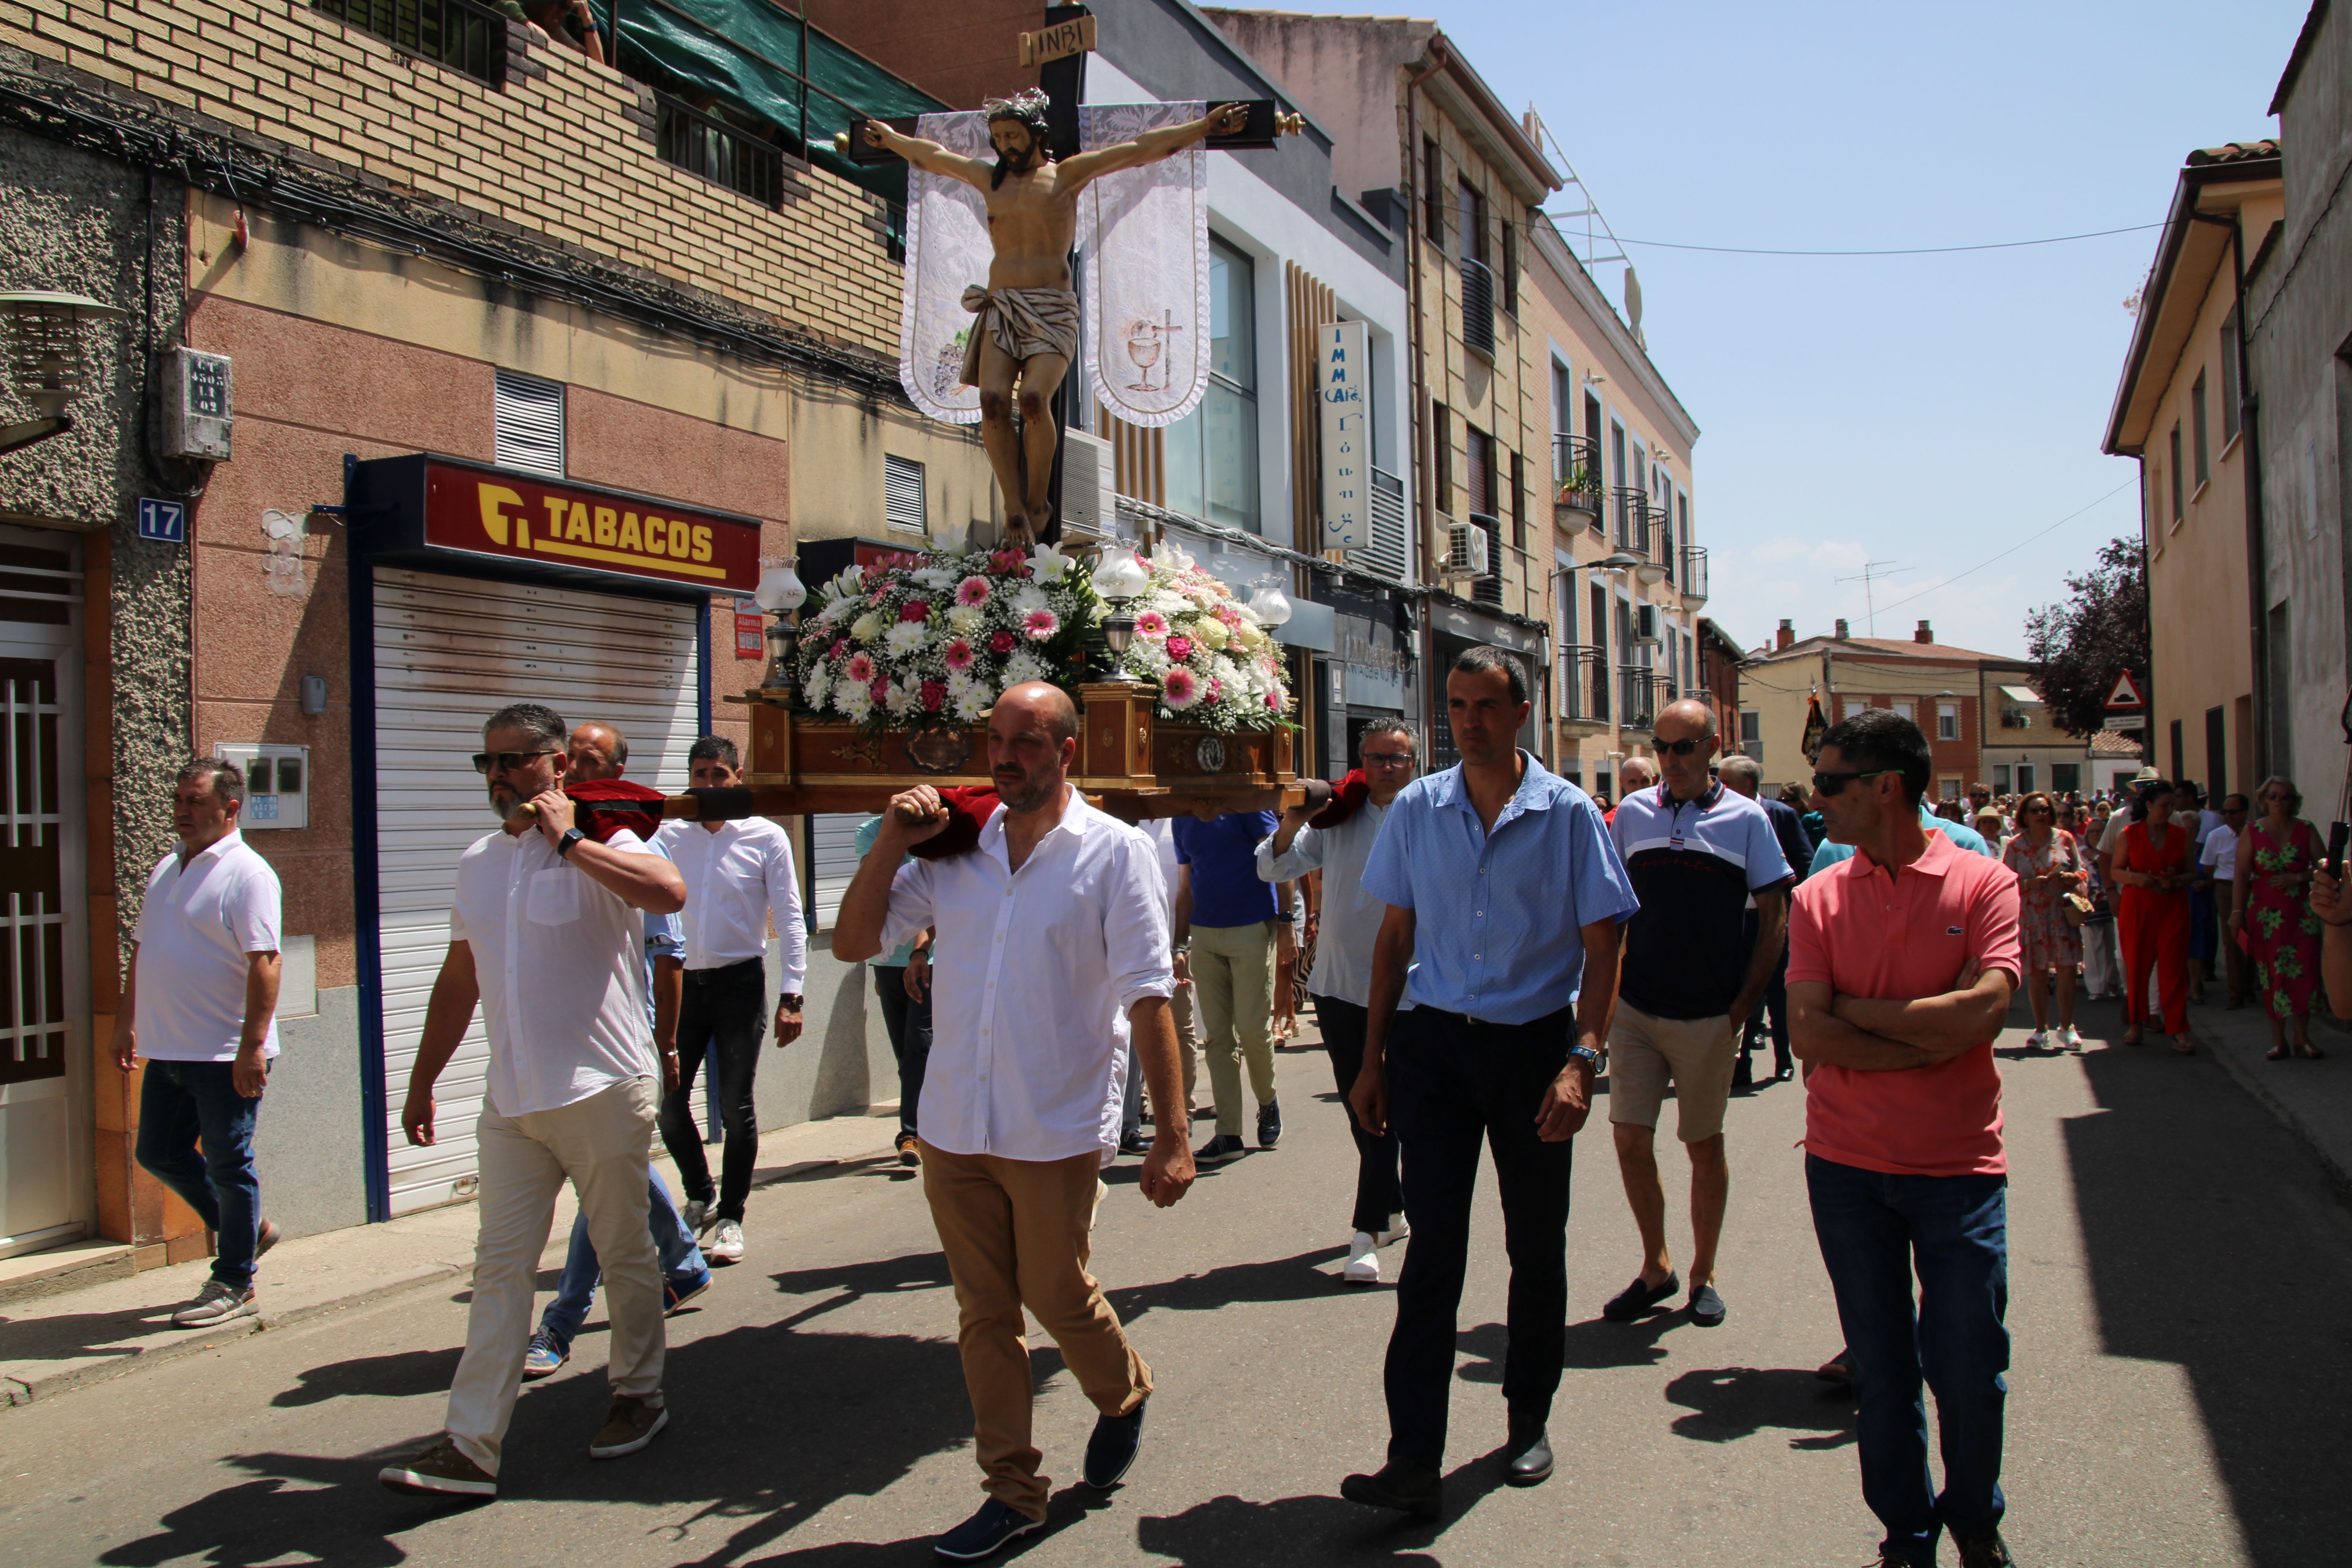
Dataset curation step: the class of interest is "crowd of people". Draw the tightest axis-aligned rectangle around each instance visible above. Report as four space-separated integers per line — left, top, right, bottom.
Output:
111 652 2351 1568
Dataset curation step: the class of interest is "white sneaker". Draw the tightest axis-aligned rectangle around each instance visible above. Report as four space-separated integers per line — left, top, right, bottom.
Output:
706 1219 745 1264
681 1199 713 1238
1343 1231 1381 1285
2024 1029 2046 1051
171 1280 258 1328
2062 1026 2083 1053
1378 1216 1410 1247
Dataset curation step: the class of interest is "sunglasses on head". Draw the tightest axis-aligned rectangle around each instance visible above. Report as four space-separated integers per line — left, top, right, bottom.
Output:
472 748 561 775
1657 737 1708 757
1811 768 1898 797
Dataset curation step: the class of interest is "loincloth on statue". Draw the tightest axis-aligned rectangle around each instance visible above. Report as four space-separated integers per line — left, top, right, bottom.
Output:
958 284 1080 387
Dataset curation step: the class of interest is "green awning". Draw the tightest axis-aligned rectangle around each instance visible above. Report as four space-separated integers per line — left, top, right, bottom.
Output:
602 0 944 202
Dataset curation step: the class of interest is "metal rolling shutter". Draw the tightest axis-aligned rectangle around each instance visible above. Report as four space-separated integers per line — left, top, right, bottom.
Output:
372 568 698 1216
807 813 866 931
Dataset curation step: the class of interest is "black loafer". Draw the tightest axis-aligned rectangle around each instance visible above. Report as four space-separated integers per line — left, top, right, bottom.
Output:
1953 1528 2016 1568
933 1498 1041 1561
1339 1461 1442 1517
1688 1283 1726 1327
1082 1399 1145 1488
1503 1425 1553 1485
1601 1272 1680 1322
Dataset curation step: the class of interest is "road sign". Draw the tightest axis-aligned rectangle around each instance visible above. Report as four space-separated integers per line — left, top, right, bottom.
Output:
2104 669 2145 710
136 497 185 544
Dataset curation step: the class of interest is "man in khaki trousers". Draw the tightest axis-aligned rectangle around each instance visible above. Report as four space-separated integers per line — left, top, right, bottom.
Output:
1172 807 1294 1163
377 702 688 1501
836 682 1195 1563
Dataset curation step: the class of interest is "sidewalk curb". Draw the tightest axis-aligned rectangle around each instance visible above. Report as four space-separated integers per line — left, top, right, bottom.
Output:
3 1261 471 1408
2193 1013 2352 1206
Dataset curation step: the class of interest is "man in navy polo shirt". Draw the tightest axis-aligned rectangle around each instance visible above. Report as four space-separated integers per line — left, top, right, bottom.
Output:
1601 699 1794 1329
1172 808 1294 1162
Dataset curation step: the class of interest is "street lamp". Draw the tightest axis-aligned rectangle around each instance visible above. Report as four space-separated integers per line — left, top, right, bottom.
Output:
753 558 807 697
1249 576 1294 628
1 292 127 458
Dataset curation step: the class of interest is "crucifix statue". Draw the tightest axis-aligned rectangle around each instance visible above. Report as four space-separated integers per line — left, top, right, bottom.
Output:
864 91 1247 546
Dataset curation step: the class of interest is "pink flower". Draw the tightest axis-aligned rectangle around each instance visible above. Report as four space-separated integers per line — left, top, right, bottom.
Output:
844 652 876 684
868 585 889 603
990 630 1017 654
1209 678 1225 700
828 639 848 660
920 680 947 712
1134 610 1168 638
989 550 1030 577
956 575 993 607
1166 635 1194 662
1264 689 1285 711
900 601 932 622
1214 603 1244 627
944 637 976 672
869 676 890 701
1161 667 1201 709
1024 608 1060 641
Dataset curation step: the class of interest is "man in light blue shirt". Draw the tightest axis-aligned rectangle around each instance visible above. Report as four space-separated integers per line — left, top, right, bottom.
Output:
1339 646 1639 1517
1811 800 1993 874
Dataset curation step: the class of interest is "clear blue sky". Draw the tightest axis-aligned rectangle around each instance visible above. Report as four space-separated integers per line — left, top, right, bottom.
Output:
1250 0 2311 657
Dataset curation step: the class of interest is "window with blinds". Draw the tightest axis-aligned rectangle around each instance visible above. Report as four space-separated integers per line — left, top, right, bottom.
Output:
885 454 927 533
494 369 565 478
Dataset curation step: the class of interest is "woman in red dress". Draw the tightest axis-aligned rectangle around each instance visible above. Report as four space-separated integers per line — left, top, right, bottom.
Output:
2113 779 2197 1053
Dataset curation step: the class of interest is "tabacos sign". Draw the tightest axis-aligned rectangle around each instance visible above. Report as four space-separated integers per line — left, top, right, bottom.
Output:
418 459 762 593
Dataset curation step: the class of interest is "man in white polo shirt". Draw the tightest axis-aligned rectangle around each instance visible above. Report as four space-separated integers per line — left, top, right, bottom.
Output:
379 702 687 1501
114 758 284 1329
653 733 804 1265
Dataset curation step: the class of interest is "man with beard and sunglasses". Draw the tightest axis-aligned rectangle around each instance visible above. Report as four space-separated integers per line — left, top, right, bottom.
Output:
380 703 687 1501
863 93 1248 546
835 682 1191 1562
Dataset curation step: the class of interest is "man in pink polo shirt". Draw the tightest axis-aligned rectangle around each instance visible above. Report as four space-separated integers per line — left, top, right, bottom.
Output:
1788 710 2022 1568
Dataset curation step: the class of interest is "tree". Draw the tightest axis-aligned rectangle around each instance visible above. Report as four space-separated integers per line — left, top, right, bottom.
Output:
2024 536 2149 738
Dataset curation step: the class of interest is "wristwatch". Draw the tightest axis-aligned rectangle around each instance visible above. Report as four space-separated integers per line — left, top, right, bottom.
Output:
555 827 587 859
1566 1042 1601 1069
778 993 803 1011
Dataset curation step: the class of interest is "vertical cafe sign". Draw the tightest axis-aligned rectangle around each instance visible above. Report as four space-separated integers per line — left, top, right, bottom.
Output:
1319 320 1367 553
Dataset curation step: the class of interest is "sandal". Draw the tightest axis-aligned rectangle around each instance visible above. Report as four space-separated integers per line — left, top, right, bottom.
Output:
2269 1044 2292 1061
2171 1036 2196 1055
2296 1040 2327 1060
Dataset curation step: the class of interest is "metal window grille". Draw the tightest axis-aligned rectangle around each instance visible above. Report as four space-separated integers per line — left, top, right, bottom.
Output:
655 92 785 209
311 0 508 88
494 369 565 478
885 454 927 533
0 664 66 1083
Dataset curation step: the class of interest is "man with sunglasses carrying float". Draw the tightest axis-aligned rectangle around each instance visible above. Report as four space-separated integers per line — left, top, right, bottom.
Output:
380 703 688 1501
1599 700 1795 1330
1789 709 2023 1568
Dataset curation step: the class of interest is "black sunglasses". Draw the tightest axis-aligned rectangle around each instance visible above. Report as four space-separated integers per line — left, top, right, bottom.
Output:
1811 768 1897 797
1657 737 1708 757
472 748 561 775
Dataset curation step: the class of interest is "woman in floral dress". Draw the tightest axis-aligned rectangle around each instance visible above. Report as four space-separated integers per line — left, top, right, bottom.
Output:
2002 793 2086 1051
2231 775 2325 1060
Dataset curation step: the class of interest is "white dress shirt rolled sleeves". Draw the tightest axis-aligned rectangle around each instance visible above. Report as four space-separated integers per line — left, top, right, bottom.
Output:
654 818 804 990
132 830 283 1061
1256 802 1390 1009
879 797 1174 1165
451 826 663 1119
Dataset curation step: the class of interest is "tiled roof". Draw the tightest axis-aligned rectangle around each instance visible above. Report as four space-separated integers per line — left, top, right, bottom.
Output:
2089 730 2146 757
1840 636 2017 663
2186 139 2282 167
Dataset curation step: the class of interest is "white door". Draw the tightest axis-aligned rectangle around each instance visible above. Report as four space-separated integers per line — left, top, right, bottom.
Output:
371 568 698 1217
0 529 88 1259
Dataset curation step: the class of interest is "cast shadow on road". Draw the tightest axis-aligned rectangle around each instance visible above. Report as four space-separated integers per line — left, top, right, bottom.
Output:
1661 1367 1856 1449
2062 997 2352 1568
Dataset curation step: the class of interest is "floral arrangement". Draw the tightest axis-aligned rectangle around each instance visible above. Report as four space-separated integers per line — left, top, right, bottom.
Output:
1104 547 1291 730
790 543 1292 733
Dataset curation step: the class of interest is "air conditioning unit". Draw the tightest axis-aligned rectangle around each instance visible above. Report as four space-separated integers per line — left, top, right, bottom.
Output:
1444 519 1490 578
1058 428 1114 542
1634 603 1662 646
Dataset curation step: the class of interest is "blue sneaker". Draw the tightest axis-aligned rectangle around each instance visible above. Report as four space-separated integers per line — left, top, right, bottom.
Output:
665 1269 712 1316
934 1498 1042 1561
521 1329 568 1381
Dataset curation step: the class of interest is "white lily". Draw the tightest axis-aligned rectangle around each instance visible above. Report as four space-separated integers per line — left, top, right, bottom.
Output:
912 567 958 591
1029 543 1076 583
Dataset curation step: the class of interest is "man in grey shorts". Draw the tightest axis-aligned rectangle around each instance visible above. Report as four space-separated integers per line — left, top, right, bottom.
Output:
1598 700 1794 1328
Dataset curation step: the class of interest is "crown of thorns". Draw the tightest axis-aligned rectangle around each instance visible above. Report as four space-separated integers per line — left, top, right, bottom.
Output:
982 89 1053 135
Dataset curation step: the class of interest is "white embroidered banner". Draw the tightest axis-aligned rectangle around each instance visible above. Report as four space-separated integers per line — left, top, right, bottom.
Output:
1080 101 1210 429
898 111 993 424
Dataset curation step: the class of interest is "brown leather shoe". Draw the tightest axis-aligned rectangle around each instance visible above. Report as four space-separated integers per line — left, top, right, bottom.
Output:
379 1438 496 1498
588 1394 669 1459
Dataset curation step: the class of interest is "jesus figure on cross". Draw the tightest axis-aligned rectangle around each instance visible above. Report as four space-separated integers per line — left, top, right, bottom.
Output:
865 91 1247 546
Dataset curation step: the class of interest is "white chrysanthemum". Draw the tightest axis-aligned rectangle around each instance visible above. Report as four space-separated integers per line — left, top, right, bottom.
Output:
1002 650 1048 686
835 685 873 722
1009 582 1050 617
911 567 958 591
883 680 917 717
953 688 991 722
802 667 830 708
884 621 929 657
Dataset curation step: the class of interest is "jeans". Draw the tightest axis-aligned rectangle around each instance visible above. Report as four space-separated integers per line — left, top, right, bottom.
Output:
657 958 768 1222
1316 995 1401 1234
873 965 934 1139
1383 1005 1576 1468
134 1059 263 1290
1807 1154 2009 1565
537 1172 708 1352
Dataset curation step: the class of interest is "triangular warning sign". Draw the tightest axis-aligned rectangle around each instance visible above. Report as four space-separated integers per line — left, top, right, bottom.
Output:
2105 670 2145 710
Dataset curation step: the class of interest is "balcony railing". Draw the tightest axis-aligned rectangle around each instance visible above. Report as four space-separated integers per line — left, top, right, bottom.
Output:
1559 644 1608 726
656 93 786 207
1611 487 1652 556
313 0 508 87
1681 545 1710 608
1460 258 1497 359
1553 433 1601 488
1361 467 1410 582
1617 665 1657 730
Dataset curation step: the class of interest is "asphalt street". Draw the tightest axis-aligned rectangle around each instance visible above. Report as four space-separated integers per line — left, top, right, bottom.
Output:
5 993 2350 1567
